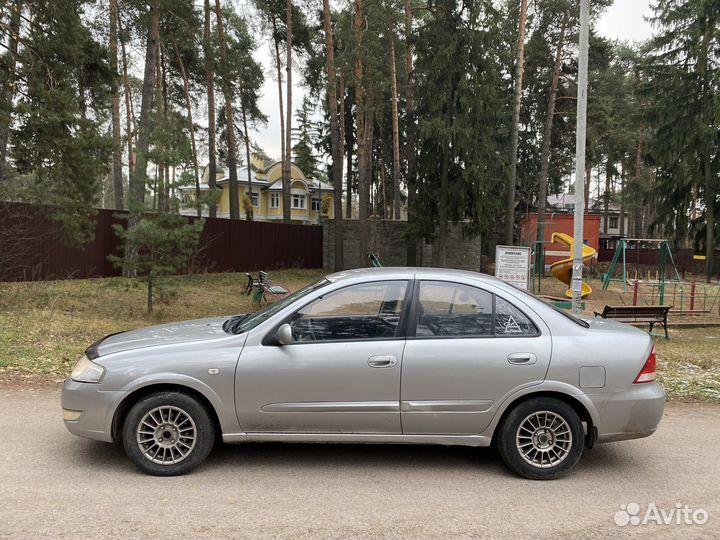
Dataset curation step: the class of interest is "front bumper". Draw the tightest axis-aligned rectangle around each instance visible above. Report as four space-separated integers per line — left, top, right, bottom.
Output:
61 378 125 443
590 382 666 443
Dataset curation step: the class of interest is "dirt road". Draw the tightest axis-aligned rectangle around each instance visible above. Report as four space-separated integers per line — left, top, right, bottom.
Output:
0 385 717 539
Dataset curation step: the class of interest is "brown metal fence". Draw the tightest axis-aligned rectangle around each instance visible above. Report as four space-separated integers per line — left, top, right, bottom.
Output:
0 202 323 282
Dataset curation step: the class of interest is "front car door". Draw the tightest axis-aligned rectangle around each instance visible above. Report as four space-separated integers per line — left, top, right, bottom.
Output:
235 279 411 434
400 279 551 435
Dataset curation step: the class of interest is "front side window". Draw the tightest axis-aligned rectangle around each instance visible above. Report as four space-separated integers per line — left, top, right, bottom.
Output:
292 194 306 209
289 281 408 342
415 281 538 338
250 193 259 207
311 197 321 211
270 193 280 208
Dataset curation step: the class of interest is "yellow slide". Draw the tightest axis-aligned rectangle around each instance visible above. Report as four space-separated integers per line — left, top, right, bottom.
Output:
549 232 596 299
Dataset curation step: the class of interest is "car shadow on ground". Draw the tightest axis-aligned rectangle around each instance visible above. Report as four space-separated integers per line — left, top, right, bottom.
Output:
204 439 637 478
63 434 638 479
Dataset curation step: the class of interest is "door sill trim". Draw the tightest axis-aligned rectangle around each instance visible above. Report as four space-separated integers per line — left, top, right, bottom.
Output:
222 432 492 447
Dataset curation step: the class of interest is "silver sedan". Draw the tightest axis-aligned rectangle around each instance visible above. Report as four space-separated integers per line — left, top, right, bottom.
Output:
62 267 665 479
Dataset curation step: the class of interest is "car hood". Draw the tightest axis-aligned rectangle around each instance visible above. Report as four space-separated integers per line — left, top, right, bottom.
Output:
93 316 231 357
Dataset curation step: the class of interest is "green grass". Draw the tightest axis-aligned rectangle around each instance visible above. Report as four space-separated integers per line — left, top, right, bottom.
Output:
0 269 324 377
0 270 718 402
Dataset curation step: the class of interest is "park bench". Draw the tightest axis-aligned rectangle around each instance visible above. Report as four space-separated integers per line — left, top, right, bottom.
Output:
245 271 288 306
594 305 672 339
368 252 382 267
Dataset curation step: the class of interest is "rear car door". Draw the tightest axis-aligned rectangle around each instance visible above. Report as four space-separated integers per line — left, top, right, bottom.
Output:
234 280 410 434
400 280 551 435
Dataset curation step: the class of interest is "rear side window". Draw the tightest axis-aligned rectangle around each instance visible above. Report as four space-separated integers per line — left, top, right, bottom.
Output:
416 282 493 337
415 281 538 338
495 296 539 336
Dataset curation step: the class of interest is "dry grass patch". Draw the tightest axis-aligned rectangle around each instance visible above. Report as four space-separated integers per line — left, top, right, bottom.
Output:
654 328 720 402
0 269 324 376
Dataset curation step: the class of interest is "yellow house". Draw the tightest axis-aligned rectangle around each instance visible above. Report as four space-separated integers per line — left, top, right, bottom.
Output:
183 155 334 224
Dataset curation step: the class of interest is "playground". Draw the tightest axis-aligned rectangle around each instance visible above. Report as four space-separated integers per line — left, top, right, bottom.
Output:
524 233 720 401
529 232 720 323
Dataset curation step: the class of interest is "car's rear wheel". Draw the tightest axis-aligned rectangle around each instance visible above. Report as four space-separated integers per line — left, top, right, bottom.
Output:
122 391 215 476
497 397 584 480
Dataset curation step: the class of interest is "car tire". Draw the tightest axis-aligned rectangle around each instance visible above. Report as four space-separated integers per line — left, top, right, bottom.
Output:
497 397 584 480
122 391 215 476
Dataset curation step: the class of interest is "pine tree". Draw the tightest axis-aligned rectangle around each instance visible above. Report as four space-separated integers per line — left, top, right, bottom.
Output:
644 0 720 281
292 96 320 178
415 0 507 264
9 0 113 244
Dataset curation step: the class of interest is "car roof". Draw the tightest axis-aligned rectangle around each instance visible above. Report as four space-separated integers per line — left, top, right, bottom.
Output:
325 266 505 285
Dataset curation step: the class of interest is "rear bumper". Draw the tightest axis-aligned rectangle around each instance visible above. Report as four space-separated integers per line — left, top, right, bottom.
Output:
589 382 666 443
61 378 125 443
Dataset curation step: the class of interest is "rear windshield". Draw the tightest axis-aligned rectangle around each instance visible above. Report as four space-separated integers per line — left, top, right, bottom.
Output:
503 282 590 328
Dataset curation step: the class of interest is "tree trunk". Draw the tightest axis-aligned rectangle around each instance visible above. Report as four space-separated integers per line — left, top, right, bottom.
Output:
603 159 611 235
271 17 285 179
282 0 293 223
437 143 449 267
203 0 217 218
118 10 135 195
156 38 166 212
0 0 21 183
619 163 625 237
109 0 123 210
344 89 354 218
338 75 345 184
584 159 590 211
504 0 529 245
704 152 714 282
214 0 240 219
700 24 714 281
354 0 368 263
389 38 401 220
147 275 153 313
322 0 344 271
535 15 567 245
171 33 201 218
633 125 644 238
241 101 253 220
132 0 161 206
404 0 417 264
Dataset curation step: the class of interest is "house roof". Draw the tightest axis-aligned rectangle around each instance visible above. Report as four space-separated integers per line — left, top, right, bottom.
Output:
184 165 333 193
547 193 620 212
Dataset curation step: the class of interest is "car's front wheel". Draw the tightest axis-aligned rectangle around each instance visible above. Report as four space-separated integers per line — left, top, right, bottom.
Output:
497 397 584 480
122 391 215 476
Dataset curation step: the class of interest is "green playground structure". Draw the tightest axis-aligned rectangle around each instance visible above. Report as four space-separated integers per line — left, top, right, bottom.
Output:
601 239 681 305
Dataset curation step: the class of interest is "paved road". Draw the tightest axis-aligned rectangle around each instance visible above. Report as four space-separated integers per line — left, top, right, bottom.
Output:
0 385 718 539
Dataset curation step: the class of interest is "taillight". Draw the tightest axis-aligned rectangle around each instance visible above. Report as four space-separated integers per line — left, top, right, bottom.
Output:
634 347 657 384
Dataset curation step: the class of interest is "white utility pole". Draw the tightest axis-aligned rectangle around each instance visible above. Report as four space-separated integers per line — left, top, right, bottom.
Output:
571 0 590 314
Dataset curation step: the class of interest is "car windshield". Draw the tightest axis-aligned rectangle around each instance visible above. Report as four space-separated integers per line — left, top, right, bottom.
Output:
503 281 590 329
224 278 331 335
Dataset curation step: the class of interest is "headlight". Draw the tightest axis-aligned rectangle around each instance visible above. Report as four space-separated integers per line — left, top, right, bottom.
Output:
70 355 106 383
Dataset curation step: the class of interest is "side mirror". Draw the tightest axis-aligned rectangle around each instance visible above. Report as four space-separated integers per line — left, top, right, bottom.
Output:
275 323 293 345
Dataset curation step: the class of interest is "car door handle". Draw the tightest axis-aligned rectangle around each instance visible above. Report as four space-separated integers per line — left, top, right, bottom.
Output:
368 355 397 368
507 353 537 365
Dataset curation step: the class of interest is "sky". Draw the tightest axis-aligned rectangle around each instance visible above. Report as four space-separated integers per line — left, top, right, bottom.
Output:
249 1 656 162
